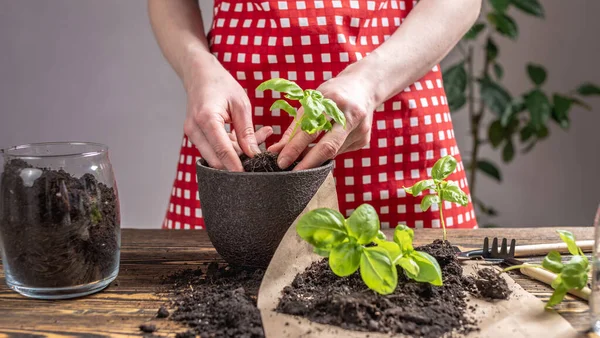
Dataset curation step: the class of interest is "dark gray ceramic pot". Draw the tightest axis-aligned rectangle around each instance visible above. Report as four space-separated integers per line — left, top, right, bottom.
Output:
196 159 334 268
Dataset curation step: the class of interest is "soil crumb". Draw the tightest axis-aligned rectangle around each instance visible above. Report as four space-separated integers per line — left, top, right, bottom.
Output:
161 262 265 338
276 239 480 338
470 268 512 300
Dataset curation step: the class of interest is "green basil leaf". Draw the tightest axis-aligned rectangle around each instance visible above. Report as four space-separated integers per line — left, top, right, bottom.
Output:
314 247 331 257
270 99 297 117
393 224 414 253
403 179 435 196
376 230 387 241
576 83 600 96
464 23 486 40
488 120 505 148
525 89 551 131
397 257 420 277
299 94 322 119
526 64 547 86
360 247 398 295
432 155 458 181
551 274 563 289
552 94 572 129
511 0 544 17
494 63 504 80
329 241 362 277
346 204 380 245
322 98 346 128
257 78 304 99
502 139 515 163
546 285 568 308
561 256 588 290
421 194 440 212
477 160 502 181
480 77 512 116
487 12 518 39
376 240 402 263
300 114 327 134
306 89 323 101
409 251 443 286
440 181 469 206
542 251 564 274
490 0 510 12
296 208 348 249
486 38 498 61
556 230 579 256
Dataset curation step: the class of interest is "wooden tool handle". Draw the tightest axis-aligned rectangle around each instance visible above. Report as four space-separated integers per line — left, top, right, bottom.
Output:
519 264 591 301
514 240 595 257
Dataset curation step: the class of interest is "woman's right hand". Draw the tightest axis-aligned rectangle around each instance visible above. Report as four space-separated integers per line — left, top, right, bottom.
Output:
182 54 261 172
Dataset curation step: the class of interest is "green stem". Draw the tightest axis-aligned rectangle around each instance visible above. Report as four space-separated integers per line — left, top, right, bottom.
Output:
502 264 544 273
289 119 301 142
437 187 447 241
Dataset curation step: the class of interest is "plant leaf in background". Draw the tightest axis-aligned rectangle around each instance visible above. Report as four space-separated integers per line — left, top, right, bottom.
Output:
577 83 600 96
480 78 512 116
487 12 518 39
443 63 467 111
464 23 486 40
511 0 544 17
477 160 502 181
526 64 547 86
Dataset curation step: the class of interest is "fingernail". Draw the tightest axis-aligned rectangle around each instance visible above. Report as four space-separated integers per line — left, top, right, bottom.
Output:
278 156 291 169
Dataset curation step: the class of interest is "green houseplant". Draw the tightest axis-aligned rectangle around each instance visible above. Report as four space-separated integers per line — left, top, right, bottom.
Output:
443 0 600 225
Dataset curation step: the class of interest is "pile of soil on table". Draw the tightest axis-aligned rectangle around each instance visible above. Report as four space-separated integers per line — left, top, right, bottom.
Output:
159 262 265 338
276 239 511 338
0 159 119 287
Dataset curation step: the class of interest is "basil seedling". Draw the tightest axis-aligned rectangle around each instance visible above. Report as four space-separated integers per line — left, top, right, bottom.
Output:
502 230 590 309
296 204 443 295
256 78 346 139
403 155 469 240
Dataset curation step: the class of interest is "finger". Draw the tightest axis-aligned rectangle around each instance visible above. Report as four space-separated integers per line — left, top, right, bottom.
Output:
185 122 223 169
277 128 320 169
200 119 244 172
230 99 261 157
255 126 274 145
229 132 242 155
267 122 295 153
267 107 304 153
293 124 348 171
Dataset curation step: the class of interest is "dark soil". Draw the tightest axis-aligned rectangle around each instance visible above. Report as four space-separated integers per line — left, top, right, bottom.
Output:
470 268 512 300
0 159 119 287
139 324 157 333
276 239 487 338
161 262 265 338
156 306 169 318
239 151 298 172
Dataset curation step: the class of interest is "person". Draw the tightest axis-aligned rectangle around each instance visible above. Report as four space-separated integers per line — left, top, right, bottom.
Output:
148 0 481 231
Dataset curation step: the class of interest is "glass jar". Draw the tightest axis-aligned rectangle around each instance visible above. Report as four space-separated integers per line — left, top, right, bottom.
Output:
0 142 121 299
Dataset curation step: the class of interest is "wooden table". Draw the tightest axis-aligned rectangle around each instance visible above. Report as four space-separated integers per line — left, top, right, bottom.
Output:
0 227 595 337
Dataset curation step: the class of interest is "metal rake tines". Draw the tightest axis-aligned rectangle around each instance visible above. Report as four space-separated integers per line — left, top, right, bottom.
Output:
482 237 516 259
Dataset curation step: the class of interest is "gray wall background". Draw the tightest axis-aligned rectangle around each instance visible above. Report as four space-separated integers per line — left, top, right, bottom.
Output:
0 0 598 229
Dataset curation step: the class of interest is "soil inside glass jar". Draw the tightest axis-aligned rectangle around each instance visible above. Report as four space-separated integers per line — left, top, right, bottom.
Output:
0 159 119 287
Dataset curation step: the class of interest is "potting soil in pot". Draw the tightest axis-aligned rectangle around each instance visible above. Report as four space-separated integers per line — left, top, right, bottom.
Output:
159 262 265 338
276 240 511 338
0 159 119 287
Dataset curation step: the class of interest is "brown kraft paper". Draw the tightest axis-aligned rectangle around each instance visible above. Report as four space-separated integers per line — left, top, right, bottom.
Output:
257 173 581 337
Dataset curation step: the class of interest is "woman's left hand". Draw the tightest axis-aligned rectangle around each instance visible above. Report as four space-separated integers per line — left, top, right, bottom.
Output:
268 72 377 171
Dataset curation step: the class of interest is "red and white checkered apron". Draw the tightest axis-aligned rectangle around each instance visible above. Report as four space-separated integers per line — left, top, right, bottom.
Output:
163 0 478 230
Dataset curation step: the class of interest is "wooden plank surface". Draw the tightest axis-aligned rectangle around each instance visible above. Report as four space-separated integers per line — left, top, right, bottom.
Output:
0 227 596 337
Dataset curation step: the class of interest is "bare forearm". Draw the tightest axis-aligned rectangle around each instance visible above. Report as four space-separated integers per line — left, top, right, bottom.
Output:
147 0 217 86
350 0 482 106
